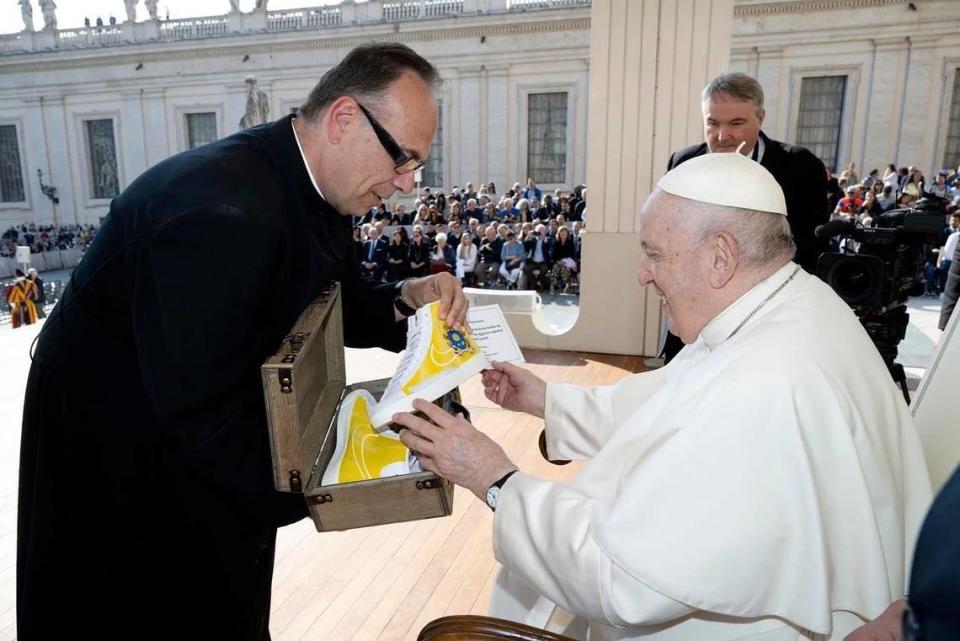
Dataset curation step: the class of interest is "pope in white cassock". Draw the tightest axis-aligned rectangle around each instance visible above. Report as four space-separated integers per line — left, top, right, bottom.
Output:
393 152 933 641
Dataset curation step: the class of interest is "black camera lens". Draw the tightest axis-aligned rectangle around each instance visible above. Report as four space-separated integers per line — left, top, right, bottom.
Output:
821 254 884 307
831 260 873 301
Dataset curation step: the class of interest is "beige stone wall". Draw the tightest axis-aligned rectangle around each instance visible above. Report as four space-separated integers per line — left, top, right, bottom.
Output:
0 7 593 227
730 0 960 176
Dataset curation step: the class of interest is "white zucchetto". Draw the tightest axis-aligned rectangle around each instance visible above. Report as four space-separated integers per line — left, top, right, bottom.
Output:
657 151 788 216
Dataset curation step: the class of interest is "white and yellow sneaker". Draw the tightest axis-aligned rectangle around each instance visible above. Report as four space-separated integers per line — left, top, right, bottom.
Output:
370 301 489 428
321 389 418 486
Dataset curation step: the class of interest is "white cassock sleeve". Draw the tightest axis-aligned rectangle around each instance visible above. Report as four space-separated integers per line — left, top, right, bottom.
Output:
493 472 694 626
544 366 668 461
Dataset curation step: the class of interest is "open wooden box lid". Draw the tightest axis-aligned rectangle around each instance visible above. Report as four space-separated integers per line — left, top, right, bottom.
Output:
261 283 346 493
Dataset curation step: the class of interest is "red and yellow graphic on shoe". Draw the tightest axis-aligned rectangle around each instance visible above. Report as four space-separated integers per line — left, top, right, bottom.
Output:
401 303 483 396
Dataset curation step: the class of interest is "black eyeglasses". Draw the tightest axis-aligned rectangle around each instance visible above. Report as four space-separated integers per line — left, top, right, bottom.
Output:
357 103 424 175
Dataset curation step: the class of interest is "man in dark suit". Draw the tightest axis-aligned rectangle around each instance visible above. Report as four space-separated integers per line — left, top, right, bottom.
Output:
659 72 829 363
17 43 468 641
522 223 554 291
360 226 388 281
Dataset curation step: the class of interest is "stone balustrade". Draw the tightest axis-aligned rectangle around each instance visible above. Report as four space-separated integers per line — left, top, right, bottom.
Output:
1 0 591 55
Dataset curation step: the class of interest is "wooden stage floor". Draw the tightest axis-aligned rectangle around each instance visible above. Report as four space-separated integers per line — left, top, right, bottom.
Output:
0 320 645 640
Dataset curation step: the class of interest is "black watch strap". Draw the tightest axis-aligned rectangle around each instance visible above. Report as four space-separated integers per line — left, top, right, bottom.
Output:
393 281 417 317
491 469 518 491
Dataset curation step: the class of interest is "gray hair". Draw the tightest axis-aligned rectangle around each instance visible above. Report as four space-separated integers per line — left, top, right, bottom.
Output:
696 204 795 267
667 196 795 267
702 72 765 117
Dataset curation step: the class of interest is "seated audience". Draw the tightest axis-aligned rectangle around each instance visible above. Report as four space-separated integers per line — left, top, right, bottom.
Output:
429 232 456 275
522 223 553 291
455 232 478 286
549 226 578 294
477 225 503 288
498 230 524 289
408 226 430 277
385 230 409 281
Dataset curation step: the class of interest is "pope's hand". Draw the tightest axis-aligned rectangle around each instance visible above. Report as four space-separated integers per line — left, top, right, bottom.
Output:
843 599 905 641
394 398 516 500
481 361 547 419
401 273 469 332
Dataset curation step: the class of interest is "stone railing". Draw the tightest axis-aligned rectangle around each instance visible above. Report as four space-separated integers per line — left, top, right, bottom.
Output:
267 7 343 31
56 27 125 48
382 0 466 21
508 0 589 8
0 33 24 53
159 17 230 40
0 0 591 55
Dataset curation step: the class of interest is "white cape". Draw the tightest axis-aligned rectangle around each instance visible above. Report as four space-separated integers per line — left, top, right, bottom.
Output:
490 264 932 641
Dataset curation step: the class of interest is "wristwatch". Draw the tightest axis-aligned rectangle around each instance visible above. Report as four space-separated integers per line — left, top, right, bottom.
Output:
393 280 417 317
485 470 518 511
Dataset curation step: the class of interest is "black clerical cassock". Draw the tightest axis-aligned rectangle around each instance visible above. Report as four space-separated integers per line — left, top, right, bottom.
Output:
17 115 406 640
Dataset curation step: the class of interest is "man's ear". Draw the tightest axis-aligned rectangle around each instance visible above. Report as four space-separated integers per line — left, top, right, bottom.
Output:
757 108 766 129
324 97 358 146
709 231 739 289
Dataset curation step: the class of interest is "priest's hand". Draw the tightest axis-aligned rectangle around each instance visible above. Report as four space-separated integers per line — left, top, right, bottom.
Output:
843 599 905 641
400 273 469 331
481 361 546 419
394 398 516 501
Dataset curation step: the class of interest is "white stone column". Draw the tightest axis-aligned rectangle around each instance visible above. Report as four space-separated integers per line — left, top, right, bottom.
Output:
861 38 906 172
121 91 149 183
516 0 734 356
35 96 77 225
485 64 509 189
896 36 939 174
754 45 785 139
22 100 50 225
457 67 482 186
140 89 170 168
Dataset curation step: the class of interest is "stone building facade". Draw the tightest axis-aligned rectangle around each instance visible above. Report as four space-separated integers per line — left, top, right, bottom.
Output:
0 0 958 227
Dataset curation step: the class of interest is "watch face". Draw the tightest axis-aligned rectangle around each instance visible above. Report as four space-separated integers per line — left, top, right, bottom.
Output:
485 485 500 510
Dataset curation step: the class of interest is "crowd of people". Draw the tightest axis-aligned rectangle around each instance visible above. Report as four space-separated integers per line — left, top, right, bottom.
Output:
827 162 959 220
1 223 99 258
825 162 960 298
354 179 586 295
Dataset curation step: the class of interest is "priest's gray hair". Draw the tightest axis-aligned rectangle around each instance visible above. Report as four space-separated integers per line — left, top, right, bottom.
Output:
702 72 765 118
680 201 796 267
700 205 797 267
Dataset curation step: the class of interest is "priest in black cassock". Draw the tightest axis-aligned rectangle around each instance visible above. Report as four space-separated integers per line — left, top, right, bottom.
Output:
17 43 460 641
